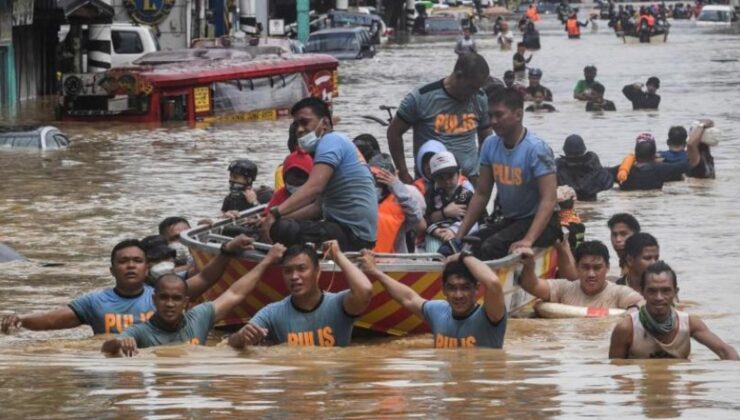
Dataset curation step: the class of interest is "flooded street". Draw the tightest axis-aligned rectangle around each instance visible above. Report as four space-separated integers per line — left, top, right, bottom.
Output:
2 17 740 417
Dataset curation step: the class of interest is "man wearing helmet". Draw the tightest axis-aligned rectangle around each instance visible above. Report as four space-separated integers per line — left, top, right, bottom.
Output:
222 159 260 213
524 68 553 102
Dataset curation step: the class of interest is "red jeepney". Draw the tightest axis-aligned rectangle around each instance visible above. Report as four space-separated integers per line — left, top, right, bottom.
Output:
58 49 339 124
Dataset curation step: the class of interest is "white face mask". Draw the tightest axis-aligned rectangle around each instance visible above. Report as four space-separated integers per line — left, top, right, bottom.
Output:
149 261 175 280
286 184 300 194
298 129 320 153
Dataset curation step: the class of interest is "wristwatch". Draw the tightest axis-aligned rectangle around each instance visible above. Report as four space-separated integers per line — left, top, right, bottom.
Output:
459 249 472 264
270 206 281 220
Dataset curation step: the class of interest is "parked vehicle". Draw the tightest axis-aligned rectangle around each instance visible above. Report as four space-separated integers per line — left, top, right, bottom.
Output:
0 126 70 150
58 49 339 124
305 28 376 60
328 10 389 44
59 23 160 69
414 15 463 35
696 5 738 26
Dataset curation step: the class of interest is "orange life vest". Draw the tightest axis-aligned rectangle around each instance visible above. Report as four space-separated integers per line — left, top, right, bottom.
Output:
566 19 580 37
373 194 406 253
413 178 427 195
526 7 541 22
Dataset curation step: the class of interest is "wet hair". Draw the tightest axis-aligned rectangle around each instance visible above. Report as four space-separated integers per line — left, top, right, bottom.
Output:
281 244 320 268
488 87 524 110
574 240 610 266
591 82 605 95
634 140 657 162
640 260 677 291
110 239 146 265
517 42 525 49
154 272 189 295
646 76 660 88
141 235 176 262
158 217 190 236
291 97 333 128
608 213 641 233
667 126 688 147
625 232 659 258
353 134 381 162
442 261 477 285
452 52 490 80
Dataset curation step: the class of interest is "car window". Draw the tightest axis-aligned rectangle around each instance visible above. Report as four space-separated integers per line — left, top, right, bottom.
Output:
305 33 359 52
112 31 144 54
54 134 70 147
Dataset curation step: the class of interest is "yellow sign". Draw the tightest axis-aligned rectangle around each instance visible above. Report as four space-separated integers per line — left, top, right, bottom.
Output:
203 109 278 124
193 86 210 113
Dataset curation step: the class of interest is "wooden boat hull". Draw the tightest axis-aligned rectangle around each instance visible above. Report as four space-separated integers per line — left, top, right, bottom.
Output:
183 212 558 336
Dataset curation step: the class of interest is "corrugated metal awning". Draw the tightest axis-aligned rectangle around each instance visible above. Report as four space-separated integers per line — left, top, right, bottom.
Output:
58 0 114 23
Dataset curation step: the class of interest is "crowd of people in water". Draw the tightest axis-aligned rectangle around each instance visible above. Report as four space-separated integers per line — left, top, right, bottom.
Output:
1 9 735 362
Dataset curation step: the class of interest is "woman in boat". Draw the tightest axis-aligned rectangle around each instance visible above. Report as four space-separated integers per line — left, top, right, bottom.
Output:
265 149 314 214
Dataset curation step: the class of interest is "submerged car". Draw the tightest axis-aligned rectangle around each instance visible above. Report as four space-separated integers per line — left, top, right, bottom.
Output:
305 27 376 60
0 126 70 150
415 15 463 36
696 5 738 26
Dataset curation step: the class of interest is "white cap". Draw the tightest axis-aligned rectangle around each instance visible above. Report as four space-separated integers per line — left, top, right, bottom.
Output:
557 185 577 202
429 151 459 176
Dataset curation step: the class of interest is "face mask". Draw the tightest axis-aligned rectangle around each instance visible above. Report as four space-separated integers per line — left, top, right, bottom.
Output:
149 261 175 281
298 129 320 153
286 184 300 194
229 181 248 193
169 242 190 266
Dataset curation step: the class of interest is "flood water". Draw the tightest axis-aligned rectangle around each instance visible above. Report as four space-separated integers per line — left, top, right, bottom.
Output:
2 17 740 417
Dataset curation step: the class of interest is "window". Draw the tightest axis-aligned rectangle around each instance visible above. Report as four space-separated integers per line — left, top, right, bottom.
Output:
112 31 144 54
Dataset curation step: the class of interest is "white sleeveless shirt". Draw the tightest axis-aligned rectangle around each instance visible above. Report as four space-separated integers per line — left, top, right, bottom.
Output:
628 310 691 359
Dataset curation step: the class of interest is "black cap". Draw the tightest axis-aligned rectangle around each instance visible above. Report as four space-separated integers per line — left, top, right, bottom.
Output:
563 134 587 157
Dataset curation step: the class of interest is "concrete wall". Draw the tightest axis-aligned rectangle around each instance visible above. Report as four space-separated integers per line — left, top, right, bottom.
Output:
111 0 190 50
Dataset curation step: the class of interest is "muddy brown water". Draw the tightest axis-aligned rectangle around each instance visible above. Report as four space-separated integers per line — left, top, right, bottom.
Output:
1 18 739 417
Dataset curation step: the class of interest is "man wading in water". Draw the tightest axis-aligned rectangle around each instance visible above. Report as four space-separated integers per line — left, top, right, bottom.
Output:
228 241 373 348
1 236 253 335
358 249 506 348
101 245 286 356
609 261 738 360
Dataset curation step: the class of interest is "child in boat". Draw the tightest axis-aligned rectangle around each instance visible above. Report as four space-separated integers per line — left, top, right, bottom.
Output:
557 185 585 253
265 149 314 214
222 159 272 215
424 151 476 255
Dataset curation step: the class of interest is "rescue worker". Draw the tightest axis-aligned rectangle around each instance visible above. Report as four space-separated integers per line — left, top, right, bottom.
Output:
566 11 589 39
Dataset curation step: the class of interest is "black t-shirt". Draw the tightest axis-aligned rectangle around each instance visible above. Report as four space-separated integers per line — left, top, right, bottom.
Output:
620 161 690 191
622 85 661 110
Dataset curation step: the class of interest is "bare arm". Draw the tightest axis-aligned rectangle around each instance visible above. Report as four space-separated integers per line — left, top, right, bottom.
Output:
277 164 333 216
323 242 373 316
686 119 713 169
555 240 578 281
387 116 414 184
357 250 426 319
514 247 551 301
461 254 505 323
185 235 255 299
2 307 81 333
608 316 633 359
690 316 739 360
283 199 321 220
510 173 557 252
456 164 494 238
212 244 285 321
477 126 493 147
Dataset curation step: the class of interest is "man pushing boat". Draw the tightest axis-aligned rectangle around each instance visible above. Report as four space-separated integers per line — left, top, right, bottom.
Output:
101 244 286 356
1 236 254 335
357 248 507 348
228 240 373 349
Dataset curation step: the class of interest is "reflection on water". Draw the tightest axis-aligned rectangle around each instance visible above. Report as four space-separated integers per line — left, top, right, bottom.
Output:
1 18 740 417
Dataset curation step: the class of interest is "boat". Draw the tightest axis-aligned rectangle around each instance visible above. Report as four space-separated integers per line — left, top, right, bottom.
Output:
58 49 339 124
618 28 669 44
181 206 559 336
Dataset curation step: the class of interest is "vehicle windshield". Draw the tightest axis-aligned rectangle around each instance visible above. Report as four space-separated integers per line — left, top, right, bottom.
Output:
305 33 360 53
426 19 461 33
698 10 731 22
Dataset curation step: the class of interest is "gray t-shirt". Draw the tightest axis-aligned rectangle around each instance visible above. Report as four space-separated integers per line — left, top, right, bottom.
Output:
397 79 490 177
119 302 215 348
314 131 378 243
422 300 507 348
249 291 355 347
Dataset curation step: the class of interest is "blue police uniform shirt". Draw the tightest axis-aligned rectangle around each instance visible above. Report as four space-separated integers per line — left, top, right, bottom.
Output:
314 131 378 243
68 286 155 334
119 302 215 348
422 300 507 348
479 129 556 219
249 291 355 347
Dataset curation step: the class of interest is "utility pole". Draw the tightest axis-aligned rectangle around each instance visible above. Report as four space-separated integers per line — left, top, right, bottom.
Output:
297 0 309 43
